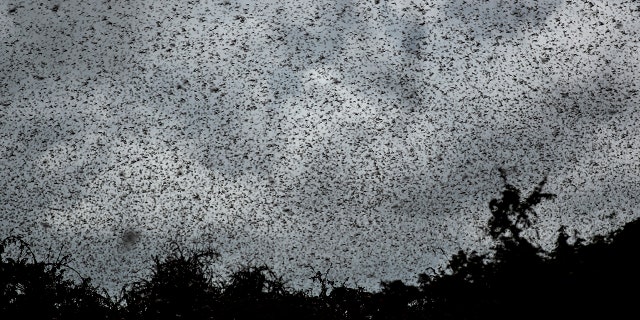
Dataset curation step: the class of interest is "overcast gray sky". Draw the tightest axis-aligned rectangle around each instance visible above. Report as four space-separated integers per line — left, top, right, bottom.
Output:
1 0 639 295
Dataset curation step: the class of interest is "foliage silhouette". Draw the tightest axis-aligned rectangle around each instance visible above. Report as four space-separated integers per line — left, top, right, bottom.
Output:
120 242 220 320
0 235 120 319
213 264 323 320
488 169 556 249
2 175 640 319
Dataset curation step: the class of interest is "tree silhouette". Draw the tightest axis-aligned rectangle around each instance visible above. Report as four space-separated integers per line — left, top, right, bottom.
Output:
0 236 119 319
417 172 559 320
121 243 219 320
4 173 640 319
488 169 556 248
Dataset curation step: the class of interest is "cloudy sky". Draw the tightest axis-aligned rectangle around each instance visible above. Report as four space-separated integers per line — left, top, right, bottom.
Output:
1 0 639 295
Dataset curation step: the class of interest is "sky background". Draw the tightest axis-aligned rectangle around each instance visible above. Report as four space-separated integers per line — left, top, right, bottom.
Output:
1 0 639 296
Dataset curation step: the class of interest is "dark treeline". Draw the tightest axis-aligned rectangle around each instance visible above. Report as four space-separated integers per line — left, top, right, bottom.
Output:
2 175 639 319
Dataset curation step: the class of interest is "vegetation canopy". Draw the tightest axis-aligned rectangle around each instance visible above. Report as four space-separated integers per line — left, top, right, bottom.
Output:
1 174 638 319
